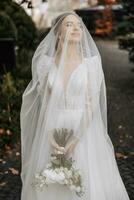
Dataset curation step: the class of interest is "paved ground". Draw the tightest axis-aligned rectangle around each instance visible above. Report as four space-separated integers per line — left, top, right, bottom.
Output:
96 39 134 148
0 39 134 200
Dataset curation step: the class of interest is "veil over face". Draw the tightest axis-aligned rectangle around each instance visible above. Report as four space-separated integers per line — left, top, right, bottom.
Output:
20 11 122 200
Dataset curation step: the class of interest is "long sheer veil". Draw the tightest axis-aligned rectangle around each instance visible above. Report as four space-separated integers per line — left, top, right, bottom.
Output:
20 11 121 200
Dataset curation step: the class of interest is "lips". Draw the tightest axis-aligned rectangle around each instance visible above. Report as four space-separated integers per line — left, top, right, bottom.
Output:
71 32 80 36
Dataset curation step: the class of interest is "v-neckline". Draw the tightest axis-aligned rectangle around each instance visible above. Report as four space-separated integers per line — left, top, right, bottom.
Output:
53 59 84 94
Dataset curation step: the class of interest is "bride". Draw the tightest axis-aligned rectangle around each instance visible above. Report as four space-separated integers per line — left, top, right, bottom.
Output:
20 11 130 200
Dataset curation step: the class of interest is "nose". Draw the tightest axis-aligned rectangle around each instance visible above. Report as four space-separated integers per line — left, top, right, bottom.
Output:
73 24 80 31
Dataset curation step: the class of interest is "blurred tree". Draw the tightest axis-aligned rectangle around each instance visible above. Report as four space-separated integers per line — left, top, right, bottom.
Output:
0 0 37 52
0 0 37 150
0 70 29 150
0 12 17 40
118 0 134 63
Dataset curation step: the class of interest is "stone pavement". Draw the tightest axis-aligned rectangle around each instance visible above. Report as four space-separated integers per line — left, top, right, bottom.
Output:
96 39 134 148
0 39 134 200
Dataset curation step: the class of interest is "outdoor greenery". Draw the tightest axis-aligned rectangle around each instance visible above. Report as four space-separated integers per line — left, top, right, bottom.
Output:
0 0 38 52
0 12 17 39
0 0 36 151
117 0 134 63
0 70 30 151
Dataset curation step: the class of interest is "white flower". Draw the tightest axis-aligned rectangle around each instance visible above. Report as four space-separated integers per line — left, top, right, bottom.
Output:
60 167 64 171
46 163 52 168
42 169 49 176
64 179 68 184
64 167 68 172
40 183 44 188
69 185 76 191
66 170 72 177
35 173 42 179
76 186 81 193
77 169 82 176
55 171 65 183
42 169 56 181
34 173 39 178
42 168 65 184
45 177 55 184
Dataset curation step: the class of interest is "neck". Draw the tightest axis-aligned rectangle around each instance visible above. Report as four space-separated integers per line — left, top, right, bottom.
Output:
62 42 81 60
55 42 82 65
66 43 78 59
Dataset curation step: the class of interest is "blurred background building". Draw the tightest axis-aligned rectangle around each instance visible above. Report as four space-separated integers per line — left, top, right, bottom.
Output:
14 0 112 28
14 0 123 38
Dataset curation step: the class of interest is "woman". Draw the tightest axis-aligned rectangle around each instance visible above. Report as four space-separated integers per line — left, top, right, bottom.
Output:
20 11 130 200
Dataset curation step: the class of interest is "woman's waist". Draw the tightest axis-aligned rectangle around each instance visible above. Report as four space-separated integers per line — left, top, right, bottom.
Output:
53 109 84 126
54 108 84 113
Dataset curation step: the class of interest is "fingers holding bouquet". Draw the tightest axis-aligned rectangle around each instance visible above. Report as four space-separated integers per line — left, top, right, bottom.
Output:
49 128 80 157
64 137 80 157
54 146 66 155
53 142 78 157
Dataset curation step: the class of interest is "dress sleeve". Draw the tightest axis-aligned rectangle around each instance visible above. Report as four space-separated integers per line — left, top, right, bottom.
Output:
86 55 104 121
36 55 52 95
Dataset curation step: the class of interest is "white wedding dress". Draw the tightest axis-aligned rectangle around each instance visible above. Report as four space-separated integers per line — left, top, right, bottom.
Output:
21 57 129 200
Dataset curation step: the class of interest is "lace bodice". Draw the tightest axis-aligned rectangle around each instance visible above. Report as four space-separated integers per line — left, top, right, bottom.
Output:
44 58 89 132
47 58 88 110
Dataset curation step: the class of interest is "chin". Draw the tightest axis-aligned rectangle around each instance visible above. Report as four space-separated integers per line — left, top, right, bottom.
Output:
69 37 81 43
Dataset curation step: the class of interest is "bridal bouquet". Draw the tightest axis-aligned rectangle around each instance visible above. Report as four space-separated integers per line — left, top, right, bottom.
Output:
31 128 85 197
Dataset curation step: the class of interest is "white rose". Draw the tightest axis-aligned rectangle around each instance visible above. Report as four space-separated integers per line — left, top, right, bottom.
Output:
43 169 56 181
42 169 49 176
35 173 40 179
55 171 65 183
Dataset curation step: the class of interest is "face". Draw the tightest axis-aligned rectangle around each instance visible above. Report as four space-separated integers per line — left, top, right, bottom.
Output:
59 14 83 43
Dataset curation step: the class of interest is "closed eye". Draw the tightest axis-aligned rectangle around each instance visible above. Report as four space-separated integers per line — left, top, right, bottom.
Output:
66 22 73 27
65 21 82 29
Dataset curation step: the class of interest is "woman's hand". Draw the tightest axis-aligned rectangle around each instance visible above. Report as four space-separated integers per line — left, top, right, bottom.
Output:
65 137 80 157
50 135 80 156
54 146 66 155
49 136 66 154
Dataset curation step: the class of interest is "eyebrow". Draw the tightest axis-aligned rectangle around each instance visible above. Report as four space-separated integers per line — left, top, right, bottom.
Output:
65 21 81 25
